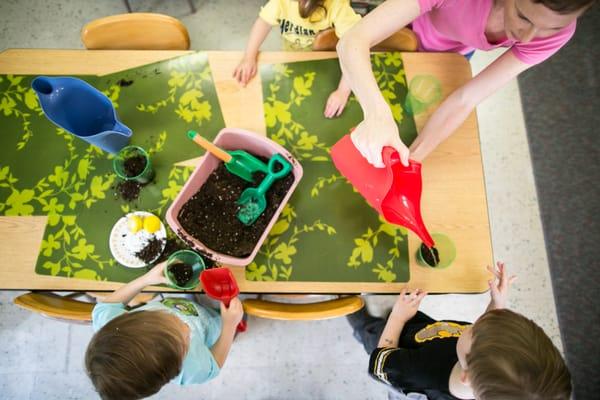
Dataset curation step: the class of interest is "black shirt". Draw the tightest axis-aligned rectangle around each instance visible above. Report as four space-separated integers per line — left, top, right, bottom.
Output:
368 312 471 400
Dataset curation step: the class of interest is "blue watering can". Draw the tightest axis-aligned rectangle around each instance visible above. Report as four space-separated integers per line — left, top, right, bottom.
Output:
32 76 132 154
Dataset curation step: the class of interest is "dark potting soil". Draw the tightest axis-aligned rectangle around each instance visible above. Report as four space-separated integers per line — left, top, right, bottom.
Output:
420 243 440 267
123 155 147 177
115 180 143 202
178 160 295 258
168 262 193 286
135 237 165 264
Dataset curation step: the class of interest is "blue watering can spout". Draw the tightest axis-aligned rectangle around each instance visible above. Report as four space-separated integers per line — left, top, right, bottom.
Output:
32 76 132 154
32 76 54 95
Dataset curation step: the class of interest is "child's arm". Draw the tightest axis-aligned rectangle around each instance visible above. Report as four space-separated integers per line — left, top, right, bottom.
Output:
378 288 427 347
409 51 531 162
324 74 352 118
101 262 167 305
233 17 272 87
210 297 244 368
337 0 421 167
485 261 517 312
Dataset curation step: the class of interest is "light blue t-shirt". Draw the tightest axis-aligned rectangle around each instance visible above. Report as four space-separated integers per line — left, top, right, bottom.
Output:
92 298 222 385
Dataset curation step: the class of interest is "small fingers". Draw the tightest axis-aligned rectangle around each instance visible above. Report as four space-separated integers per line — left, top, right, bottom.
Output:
242 68 250 86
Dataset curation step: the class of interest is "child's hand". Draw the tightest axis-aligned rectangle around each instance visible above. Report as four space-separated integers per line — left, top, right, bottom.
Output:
391 288 427 323
220 297 244 329
487 261 517 310
324 88 350 118
233 57 258 87
143 261 168 286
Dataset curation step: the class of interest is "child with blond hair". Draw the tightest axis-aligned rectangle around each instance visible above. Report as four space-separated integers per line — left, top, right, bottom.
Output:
85 263 243 400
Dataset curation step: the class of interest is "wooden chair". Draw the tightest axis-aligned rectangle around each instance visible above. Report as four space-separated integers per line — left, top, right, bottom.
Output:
243 295 364 321
312 27 418 52
81 13 191 50
13 292 95 324
13 292 156 324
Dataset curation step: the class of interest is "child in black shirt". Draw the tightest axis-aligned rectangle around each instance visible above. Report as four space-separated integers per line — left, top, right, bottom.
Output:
347 262 572 400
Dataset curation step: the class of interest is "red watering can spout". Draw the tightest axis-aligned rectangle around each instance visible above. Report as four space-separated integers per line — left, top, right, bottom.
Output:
330 134 435 248
200 268 247 332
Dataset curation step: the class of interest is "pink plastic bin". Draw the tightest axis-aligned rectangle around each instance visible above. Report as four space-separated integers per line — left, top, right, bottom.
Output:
165 128 303 266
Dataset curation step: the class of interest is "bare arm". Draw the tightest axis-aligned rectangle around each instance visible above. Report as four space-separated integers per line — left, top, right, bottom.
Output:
378 315 407 348
233 18 272 86
378 289 427 347
337 0 421 166
210 298 244 367
102 262 167 305
410 50 531 161
210 323 237 368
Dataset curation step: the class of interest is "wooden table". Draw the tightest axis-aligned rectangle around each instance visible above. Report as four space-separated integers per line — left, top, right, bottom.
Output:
0 49 492 293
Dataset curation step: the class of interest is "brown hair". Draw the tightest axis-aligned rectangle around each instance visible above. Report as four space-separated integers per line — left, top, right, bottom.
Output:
85 310 188 400
533 0 596 14
467 309 572 400
299 0 327 19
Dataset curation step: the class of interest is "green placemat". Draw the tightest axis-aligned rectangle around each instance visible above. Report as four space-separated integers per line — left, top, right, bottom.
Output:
247 53 417 283
0 52 225 282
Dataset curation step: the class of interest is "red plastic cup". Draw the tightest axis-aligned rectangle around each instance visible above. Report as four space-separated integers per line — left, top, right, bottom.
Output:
200 268 247 332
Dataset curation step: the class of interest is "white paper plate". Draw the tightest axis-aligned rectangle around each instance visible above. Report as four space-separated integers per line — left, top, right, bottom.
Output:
109 211 167 268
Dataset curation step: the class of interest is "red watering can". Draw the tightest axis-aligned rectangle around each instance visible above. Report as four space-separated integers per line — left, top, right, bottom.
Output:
330 134 434 248
200 268 247 332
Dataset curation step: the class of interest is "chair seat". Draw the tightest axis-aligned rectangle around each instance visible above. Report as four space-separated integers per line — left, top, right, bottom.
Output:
14 292 94 323
243 296 364 321
81 13 190 50
313 27 418 52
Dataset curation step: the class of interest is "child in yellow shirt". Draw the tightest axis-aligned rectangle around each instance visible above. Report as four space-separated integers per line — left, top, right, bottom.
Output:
233 0 361 118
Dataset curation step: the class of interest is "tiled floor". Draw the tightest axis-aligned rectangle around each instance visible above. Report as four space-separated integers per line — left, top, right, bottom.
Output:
0 1 562 399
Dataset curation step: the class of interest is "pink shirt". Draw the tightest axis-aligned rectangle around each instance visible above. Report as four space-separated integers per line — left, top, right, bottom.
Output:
414 0 576 64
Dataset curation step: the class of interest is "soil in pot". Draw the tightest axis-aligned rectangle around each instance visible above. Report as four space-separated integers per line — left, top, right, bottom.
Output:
123 155 147 177
178 157 295 258
168 262 194 287
420 243 440 267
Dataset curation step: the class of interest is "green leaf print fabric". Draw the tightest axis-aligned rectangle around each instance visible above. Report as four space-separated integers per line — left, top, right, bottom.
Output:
249 54 418 283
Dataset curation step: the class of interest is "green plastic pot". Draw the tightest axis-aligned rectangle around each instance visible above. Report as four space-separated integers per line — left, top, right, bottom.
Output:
164 250 205 290
416 233 456 269
113 145 155 184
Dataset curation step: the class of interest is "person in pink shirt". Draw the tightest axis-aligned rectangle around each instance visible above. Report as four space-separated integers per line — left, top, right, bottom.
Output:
336 0 596 167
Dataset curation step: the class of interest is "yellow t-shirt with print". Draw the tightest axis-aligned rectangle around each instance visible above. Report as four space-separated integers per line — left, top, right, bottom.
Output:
259 0 361 50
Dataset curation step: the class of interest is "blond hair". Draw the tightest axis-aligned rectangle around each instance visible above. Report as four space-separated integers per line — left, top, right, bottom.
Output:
467 309 571 400
85 310 187 400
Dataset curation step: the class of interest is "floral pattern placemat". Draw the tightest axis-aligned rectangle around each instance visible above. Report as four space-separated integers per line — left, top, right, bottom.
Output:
248 54 417 283
0 52 224 283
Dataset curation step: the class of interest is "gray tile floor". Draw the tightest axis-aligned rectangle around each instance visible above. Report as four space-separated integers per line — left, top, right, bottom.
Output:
0 1 562 399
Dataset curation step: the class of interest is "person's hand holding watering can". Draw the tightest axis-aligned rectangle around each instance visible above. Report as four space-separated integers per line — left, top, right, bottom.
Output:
350 114 410 168
221 297 244 329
